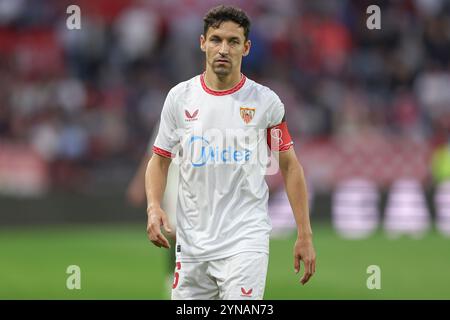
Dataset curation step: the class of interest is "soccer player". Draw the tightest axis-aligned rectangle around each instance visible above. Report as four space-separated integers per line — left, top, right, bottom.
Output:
145 5 315 300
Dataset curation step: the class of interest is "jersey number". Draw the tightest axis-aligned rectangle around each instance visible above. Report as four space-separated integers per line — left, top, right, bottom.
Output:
172 262 181 289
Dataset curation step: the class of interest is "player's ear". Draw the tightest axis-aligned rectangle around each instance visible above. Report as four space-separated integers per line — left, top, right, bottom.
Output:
200 35 206 52
243 39 251 57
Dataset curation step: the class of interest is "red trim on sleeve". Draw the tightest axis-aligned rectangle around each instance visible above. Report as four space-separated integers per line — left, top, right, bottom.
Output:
152 146 173 159
267 121 294 151
200 72 246 96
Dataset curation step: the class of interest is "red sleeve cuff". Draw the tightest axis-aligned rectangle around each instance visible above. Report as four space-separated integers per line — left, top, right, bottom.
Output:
278 142 294 152
152 146 173 159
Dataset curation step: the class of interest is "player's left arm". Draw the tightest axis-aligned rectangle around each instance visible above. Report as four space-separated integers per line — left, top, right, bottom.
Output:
278 146 316 285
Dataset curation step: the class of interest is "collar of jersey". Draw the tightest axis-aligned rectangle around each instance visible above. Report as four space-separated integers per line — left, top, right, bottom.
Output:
200 72 246 96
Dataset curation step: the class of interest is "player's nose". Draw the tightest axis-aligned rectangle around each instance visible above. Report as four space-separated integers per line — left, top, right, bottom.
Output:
219 41 230 55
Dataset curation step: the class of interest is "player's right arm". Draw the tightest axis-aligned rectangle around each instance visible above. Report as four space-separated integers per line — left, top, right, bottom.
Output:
145 153 172 249
146 86 179 248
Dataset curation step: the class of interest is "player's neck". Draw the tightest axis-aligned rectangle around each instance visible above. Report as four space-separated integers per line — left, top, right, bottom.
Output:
203 69 242 91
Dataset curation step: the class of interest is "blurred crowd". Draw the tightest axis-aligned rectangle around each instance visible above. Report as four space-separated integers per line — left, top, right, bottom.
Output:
1 0 450 191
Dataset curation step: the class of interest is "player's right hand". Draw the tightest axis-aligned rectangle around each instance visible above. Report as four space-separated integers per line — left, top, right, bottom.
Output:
147 206 172 249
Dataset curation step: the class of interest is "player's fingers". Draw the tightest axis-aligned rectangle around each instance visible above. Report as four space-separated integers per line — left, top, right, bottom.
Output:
294 256 300 274
149 226 168 248
157 232 170 249
146 224 158 241
300 260 310 284
147 216 160 234
161 214 172 234
300 260 312 285
300 271 310 285
151 239 162 248
301 274 311 285
147 223 164 246
148 232 161 246
312 258 316 275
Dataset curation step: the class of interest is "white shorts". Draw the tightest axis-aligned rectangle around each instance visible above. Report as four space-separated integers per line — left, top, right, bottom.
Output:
171 252 268 300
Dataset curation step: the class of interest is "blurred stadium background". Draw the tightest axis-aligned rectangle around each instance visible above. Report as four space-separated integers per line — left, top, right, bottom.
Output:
1 0 450 299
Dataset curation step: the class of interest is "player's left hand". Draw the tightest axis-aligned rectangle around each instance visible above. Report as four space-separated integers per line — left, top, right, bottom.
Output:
293 238 316 285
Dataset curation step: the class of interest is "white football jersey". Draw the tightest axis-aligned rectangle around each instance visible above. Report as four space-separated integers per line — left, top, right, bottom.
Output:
153 73 292 262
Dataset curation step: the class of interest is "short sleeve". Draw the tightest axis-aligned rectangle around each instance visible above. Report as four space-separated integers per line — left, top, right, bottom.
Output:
267 91 286 128
152 90 179 158
266 90 293 151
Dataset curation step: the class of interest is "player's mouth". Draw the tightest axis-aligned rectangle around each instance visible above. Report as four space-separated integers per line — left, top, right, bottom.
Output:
215 59 230 64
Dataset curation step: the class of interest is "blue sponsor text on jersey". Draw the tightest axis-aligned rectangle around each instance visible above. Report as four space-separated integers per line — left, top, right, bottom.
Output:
189 135 251 167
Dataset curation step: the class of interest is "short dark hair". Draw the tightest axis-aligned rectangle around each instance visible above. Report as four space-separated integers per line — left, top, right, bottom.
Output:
203 5 251 41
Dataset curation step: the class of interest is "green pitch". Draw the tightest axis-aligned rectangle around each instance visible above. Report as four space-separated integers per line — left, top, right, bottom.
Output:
0 224 449 299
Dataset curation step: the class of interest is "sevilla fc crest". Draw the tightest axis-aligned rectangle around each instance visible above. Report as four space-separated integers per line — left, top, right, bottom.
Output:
240 107 255 124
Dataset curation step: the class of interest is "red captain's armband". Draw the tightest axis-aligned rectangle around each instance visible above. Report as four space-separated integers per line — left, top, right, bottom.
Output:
267 121 294 151
152 145 173 159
